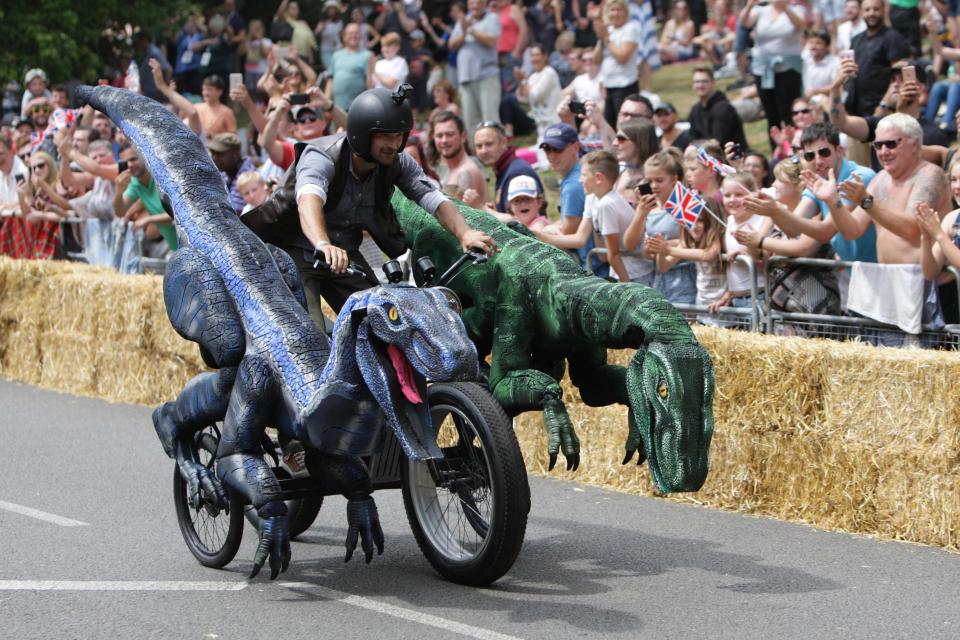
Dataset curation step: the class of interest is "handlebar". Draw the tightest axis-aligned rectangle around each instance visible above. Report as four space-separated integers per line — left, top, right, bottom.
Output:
312 250 374 282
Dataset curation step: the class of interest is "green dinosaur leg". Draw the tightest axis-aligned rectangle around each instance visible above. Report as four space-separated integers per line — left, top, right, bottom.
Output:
569 347 648 466
489 288 580 471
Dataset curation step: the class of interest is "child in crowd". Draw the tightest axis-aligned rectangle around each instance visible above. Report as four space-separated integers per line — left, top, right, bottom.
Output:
646 196 727 324
237 170 268 214
492 175 549 231
709 172 772 315
372 32 408 90
623 150 689 293
407 30 434 127
683 141 724 201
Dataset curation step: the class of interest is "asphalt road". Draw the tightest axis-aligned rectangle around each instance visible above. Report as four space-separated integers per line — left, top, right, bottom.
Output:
2 379 960 640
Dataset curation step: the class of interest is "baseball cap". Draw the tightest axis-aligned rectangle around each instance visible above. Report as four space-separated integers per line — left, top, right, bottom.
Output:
207 132 242 153
410 30 426 41
539 123 578 151
654 101 676 115
24 68 48 85
507 175 540 202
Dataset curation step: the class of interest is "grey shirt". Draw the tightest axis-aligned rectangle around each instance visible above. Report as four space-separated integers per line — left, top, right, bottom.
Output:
450 12 501 84
295 142 447 251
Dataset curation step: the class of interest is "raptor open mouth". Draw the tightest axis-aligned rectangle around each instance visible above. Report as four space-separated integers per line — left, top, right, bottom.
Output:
385 343 423 404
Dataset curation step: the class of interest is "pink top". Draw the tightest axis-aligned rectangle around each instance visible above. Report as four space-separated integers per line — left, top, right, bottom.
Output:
498 5 519 54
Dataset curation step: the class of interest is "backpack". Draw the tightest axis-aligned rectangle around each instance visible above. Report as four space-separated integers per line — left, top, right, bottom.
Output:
767 243 842 317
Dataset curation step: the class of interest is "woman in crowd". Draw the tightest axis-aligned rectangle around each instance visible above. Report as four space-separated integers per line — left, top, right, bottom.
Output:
612 117 659 205
516 43 562 143
430 80 460 122
918 156 960 281
740 0 805 145
741 150 772 188
242 19 274 91
327 22 373 112
275 0 318 64
0 150 70 259
591 0 641 127
657 1 697 65
315 0 345 71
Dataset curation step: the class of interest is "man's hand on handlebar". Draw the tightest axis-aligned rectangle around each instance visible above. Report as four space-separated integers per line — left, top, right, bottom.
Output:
459 229 497 256
314 242 350 273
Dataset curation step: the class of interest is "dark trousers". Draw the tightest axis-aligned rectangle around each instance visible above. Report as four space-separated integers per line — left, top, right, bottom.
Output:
604 81 639 128
754 69 803 148
286 245 378 330
499 94 537 137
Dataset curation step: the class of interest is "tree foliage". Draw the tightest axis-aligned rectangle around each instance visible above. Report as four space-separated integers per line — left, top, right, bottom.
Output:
0 0 195 85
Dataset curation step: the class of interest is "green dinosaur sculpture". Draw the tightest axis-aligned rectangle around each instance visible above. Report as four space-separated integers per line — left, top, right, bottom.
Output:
393 192 715 492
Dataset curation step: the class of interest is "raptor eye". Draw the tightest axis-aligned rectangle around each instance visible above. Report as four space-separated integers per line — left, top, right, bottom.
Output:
657 383 668 399
385 304 400 323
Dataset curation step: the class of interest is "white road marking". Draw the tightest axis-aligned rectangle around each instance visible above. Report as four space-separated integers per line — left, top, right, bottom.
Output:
0 500 88 527
279 582 523 640
0 581 247 591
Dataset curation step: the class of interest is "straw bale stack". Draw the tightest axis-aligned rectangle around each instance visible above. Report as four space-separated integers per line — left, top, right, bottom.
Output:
5 258 960 549
0 257 205 404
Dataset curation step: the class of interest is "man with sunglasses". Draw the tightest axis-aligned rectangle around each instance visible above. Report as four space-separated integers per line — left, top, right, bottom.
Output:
746 122 878 266
259 89 347 174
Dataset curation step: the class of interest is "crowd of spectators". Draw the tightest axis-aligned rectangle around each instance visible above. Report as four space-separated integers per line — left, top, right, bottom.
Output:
4 0 960 346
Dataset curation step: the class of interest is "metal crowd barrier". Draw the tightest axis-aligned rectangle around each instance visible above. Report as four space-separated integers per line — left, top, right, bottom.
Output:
586 249 761 332
59 217 170 275
586 248 960 348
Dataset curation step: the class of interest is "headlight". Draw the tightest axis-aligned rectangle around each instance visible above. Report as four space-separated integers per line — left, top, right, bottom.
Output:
435 286 462 315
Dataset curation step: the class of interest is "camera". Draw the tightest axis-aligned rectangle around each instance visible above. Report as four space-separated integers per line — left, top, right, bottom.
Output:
730 143 743 160
636 181 653 196
118 160 129 173
569 100 586 115
288 93 309 106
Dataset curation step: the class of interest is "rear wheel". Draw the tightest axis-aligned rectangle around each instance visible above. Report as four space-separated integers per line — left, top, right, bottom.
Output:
401 382 529 586
173 427 244 568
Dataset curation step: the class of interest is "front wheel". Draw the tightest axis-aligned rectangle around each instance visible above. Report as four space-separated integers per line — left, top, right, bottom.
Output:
401 382 530 586
173 427 245 568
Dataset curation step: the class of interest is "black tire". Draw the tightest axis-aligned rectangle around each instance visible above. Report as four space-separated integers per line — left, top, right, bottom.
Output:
242 440 323 539
401 382 530 586
173 429 244 568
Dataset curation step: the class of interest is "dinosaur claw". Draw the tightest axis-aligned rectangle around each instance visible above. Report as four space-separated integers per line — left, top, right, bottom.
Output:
249 563 262 580
622 450 634 465
345 496 383 564
548 452 557 471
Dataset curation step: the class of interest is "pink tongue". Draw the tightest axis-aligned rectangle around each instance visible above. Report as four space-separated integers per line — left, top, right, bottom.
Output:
386 344 423 404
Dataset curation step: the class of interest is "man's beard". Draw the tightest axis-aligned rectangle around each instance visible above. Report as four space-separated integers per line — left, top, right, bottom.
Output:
440 144 462 160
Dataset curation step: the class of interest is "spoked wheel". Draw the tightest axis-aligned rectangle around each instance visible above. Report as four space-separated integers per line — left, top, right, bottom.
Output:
402 382 530 586
243 439 323 539
173 426 245 568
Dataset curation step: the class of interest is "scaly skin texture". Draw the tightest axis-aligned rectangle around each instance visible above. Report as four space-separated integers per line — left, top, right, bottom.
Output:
75 86 478 579
395 192 715 491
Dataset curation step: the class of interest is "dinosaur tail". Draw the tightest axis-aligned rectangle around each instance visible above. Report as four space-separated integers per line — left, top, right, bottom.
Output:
73 85 234 236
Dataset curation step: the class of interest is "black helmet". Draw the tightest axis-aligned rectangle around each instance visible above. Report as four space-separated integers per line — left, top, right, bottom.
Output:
347 84 414 162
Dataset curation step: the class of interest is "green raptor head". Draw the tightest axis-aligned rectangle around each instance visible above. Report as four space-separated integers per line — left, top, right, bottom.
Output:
626 341 715 492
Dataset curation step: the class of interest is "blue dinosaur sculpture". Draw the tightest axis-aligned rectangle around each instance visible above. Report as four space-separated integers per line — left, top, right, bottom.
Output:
74 85 479 579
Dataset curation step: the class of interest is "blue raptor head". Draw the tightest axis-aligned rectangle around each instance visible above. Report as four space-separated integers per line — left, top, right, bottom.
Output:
304 284 479 461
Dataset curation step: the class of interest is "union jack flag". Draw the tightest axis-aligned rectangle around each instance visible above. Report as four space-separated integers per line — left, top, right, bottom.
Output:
664 181 705 230
696 146 737 177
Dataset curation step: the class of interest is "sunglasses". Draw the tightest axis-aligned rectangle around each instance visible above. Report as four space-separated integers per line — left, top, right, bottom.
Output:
295 111 318 124
31 162 47 169
802 147 832 162
873 137 902 151
30 105 51 113
615 133 629 142
792 108 812 116
476 120 505 134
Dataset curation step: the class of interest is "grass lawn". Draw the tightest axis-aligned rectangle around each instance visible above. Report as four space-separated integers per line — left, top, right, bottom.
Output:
523 61 769 219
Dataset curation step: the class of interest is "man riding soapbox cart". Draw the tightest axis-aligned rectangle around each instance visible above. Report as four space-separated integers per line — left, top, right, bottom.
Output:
169 252 531 587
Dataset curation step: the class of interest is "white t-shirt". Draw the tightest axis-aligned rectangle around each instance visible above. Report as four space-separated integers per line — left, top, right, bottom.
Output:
525 66 562 132
0 156 28 212
590 189 648 282
374 56 409 89
802 50 840 94
836 18 867 52
600 21 642 89
724 214 766 292
750 6 803 59
570 73 603 106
